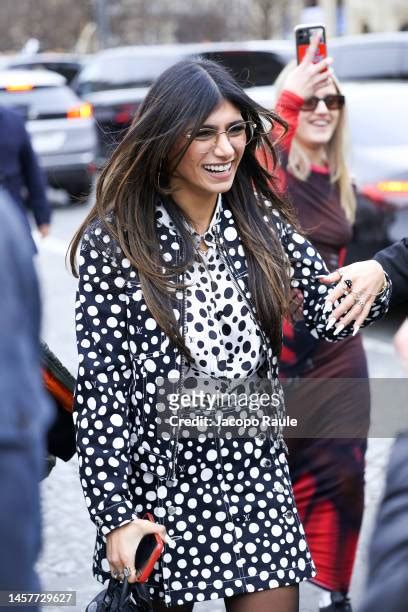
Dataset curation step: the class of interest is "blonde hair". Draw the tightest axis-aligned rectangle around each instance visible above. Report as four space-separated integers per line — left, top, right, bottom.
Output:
274 60 356 223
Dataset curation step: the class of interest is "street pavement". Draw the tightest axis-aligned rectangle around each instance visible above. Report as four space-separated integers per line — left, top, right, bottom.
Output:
35 199 406 611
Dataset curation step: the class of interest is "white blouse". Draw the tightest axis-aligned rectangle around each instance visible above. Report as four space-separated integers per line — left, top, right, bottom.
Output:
156 195 265 380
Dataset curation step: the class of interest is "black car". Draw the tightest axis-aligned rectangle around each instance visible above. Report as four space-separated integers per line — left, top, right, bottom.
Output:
73 41 291 162
5 52 87 86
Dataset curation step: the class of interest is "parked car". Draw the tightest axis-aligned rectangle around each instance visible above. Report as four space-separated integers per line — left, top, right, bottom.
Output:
341 80 408 262
73 41 291 161
0 69 97 201
4 52 86 86
329 32 408 81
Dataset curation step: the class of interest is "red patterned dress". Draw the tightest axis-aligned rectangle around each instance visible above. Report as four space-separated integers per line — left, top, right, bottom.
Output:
260 89 370 593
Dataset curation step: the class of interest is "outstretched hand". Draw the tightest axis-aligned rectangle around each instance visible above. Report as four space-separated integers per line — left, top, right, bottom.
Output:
318 260 386 335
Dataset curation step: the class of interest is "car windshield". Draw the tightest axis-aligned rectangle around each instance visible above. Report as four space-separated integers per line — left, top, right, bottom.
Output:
199 51 285 88
0 85 80 116
10 62 81 84
76 54 185 94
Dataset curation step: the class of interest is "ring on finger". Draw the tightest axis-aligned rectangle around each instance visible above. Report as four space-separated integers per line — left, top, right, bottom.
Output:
342 278 353 293
112 569 119 579
356 299 366 309
123 567 131 578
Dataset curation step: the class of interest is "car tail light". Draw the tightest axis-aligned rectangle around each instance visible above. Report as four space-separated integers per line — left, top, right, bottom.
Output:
360 180 408 210
114 103 138 125
67 102 93 119
6 83 34 91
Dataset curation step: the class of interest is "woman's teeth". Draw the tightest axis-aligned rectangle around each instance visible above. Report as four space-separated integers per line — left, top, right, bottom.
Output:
203 162 232 173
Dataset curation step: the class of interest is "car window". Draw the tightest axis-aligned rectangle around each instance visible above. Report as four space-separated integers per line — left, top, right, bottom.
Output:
10 62 81 84
76 54 185 94
332 43 408 80
0 85 80 118
199 51 285 88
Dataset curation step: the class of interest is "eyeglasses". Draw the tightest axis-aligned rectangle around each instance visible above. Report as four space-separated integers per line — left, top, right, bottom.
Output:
186 120 257 147
301 94 345 112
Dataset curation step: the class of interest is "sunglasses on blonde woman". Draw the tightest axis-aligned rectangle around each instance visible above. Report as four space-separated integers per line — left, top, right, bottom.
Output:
301 94 345 112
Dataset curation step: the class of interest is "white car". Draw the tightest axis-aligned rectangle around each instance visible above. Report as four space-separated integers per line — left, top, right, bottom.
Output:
0 69 97 201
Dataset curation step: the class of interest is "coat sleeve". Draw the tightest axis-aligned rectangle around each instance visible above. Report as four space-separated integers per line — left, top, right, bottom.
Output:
374 238 408 307
19 119 51 227
359 435 408 612
269 208 391 341
73 224 138 536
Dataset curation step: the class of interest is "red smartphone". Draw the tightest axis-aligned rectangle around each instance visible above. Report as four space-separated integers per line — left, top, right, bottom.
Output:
295 24 327 65
134 512 164 583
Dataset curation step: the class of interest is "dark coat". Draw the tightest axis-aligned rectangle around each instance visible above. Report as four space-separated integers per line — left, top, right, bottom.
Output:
73 198 390 549
0 187 53 597
375 238 408 306
0 106 50 240
359 433 408 612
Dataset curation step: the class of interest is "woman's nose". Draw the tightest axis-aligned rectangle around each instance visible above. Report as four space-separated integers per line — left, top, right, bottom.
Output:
315 99 330 113
213 132 235 156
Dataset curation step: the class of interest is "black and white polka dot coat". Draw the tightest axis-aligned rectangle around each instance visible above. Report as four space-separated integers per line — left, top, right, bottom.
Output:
73 196 390 602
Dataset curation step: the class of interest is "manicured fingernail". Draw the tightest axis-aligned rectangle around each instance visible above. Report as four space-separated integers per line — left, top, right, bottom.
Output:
352 324 360 337
326 317 336 330
323 301 333 314
164 534 176 548
333 324 345 336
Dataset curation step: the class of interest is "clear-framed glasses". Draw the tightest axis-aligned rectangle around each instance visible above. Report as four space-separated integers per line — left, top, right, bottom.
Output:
186 120 258 147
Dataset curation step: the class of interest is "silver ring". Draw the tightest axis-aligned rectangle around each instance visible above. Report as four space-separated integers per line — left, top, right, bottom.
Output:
123 567 131 578
356 299 366 309
112 569 119 579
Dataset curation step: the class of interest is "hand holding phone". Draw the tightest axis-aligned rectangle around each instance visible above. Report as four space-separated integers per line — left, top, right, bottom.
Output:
280 25 332 101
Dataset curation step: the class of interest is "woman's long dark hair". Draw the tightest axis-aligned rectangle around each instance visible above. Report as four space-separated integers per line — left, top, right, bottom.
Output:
69 58 296 359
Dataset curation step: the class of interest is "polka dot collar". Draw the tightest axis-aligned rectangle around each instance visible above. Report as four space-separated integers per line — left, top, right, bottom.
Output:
156 194 223 249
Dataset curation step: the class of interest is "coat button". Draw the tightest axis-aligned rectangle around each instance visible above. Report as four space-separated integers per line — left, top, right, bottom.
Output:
167 506 177 515
284 510 294 521
256 432 266 442
260 458 272 468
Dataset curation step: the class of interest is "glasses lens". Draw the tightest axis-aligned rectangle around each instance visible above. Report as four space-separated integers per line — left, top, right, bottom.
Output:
194 128 218 142
325 94 345 110
301 97 318 111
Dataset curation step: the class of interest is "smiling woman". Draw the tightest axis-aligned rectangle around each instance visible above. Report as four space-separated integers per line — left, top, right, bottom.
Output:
68 58 390 612
265 38 391 612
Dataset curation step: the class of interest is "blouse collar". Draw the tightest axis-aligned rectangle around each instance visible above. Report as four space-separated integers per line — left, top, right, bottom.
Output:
156 194 223 248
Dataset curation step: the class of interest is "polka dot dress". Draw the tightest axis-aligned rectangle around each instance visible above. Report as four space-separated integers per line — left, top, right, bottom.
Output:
74 195 390 607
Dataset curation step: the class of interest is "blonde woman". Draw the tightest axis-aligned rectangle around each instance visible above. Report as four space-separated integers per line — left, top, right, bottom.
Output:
258 38 389 612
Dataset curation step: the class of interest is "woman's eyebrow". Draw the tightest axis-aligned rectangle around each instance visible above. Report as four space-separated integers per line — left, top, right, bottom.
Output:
200 119 244 129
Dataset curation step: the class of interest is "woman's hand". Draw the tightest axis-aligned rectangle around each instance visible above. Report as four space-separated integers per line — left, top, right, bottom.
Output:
282 33 333 100
318 260 386 335
106 517 167 584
